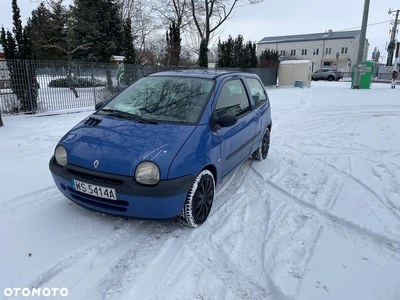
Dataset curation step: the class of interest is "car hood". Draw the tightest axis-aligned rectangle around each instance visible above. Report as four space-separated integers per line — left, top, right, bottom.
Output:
59 114 196 179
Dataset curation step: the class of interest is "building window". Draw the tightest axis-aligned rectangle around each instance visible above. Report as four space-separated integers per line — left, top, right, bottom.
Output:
313 49 319 55
290 50 296 56
325 48 332 55
280 50 286 56
341 47 348 54
323 62 331 67
301 49 307 56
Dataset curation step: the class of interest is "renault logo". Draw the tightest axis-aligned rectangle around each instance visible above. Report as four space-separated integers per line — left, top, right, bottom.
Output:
93 160 100 168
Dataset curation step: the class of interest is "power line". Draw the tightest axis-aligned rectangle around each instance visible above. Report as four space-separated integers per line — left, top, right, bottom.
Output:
338 19 392 31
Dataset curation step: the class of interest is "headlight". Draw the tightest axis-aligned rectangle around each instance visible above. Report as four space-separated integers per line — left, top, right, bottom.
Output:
55 145 67 166
135 162 160 185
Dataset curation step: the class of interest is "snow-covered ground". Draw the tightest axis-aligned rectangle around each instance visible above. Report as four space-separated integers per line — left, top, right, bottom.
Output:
1 81 400 300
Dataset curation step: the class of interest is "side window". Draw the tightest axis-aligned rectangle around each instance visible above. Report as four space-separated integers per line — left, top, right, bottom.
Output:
245 78 267 108
215 79 250 118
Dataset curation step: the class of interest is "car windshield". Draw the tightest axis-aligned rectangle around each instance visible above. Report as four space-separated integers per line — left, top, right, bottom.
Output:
99 76 214 124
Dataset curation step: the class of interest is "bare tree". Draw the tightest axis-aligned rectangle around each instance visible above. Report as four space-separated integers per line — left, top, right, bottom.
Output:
151 0 191 31
190 0 262 49
143 33 168 65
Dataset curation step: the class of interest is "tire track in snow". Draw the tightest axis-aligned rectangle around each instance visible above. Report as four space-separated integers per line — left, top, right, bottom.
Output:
284 144 400 219
251 166 400 251
0 186 59 217
26 219 145 290
123 236 185 299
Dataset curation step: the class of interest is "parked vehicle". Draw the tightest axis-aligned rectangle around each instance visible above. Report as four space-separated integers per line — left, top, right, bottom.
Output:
49 70 272 227
312 68 343 81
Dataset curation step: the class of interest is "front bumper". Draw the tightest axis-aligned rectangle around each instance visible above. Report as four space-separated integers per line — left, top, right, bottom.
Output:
49 157 194 219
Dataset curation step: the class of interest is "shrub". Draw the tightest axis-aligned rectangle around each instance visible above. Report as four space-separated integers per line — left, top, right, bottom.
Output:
48 77 107 88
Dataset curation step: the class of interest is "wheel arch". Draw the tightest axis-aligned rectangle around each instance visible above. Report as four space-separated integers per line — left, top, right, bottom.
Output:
202 164 217 185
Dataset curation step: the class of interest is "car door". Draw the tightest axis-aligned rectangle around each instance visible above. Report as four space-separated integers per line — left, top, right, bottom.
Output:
314 69 323 79
244 77 269 151
214 78 257 179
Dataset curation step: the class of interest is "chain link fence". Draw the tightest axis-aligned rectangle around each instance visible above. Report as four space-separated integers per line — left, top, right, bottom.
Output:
0 60 278 116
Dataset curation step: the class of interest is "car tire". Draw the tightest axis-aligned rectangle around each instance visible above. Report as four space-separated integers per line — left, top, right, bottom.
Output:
179 169 215 228
252 128 270 161
311 76 314 81
328 75 334 81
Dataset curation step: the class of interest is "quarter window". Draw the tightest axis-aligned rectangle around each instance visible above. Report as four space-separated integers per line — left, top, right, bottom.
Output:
245 78 267 109
215 80 251 118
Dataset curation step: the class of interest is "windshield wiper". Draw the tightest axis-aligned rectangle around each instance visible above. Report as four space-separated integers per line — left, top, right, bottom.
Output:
99 109 158 124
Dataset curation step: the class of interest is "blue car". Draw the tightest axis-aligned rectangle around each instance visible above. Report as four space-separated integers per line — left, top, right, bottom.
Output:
49 70 272 227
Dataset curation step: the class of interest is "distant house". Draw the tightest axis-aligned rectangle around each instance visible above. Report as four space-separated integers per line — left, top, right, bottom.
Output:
110 55 125 68
257 29 369 72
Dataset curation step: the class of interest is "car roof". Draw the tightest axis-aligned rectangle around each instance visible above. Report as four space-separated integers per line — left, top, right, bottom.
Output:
147 69 247 79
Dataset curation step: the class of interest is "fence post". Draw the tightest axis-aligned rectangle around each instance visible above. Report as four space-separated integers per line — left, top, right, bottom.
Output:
0 111 3 127
24 60 34 113
91 62 96 106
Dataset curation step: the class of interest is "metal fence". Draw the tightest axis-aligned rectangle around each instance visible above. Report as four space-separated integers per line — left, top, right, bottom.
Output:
0 60 278 115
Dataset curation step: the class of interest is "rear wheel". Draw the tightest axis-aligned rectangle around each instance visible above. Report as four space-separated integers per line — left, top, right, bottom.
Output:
179 170 215 228
328 75 334 81
252 128 270 161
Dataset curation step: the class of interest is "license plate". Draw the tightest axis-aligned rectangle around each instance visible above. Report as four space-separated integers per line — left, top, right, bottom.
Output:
71 179 117 200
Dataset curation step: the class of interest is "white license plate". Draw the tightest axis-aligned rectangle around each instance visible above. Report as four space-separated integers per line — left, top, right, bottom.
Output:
71 179 117 200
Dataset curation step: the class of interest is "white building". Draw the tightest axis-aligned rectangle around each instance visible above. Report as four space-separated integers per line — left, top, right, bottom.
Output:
257 29 369 73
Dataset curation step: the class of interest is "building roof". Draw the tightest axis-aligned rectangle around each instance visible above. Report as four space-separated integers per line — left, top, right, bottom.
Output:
258 30 361 45
110 55 125 62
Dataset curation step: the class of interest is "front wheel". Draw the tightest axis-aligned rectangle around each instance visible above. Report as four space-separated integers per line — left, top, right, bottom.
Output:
252 128 270 160
179 170 215 228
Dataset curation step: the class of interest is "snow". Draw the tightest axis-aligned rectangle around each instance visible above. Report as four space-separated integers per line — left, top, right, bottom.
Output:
280 60 310 65
1 81 400 300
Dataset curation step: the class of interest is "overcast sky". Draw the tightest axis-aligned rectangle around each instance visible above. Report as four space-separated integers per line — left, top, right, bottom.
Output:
0 0 399 61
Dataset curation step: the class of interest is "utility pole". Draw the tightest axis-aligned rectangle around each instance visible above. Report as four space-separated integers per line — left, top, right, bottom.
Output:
353 0 370 89
386 9 400 66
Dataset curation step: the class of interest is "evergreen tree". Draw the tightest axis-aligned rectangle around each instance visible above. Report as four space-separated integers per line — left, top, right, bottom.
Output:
28 1 72 61
198 39 208 67
249 41 258 68
72 0 124 62
121 17 137 86
217 35 234 68
0 0 38 112
217 35 254 68
258 49 280 68
29 3 54 60
166 21 181 66
232 34 244 67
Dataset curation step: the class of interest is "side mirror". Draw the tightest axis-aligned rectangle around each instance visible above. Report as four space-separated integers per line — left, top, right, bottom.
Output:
218 114 237 128
95 102 104 110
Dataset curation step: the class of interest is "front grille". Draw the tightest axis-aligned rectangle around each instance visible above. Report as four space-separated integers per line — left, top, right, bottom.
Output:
68 169 124 186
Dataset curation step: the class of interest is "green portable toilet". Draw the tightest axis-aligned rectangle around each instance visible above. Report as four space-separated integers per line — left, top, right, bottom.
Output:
351 61 374 89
